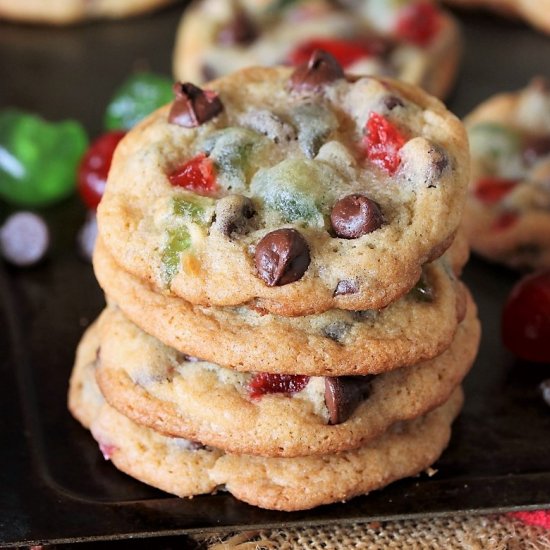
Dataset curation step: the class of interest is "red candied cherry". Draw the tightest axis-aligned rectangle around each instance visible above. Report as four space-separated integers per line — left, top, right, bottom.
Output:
364 112 407 174
473 177 519 204
491 211 519 231
288 38 385 69
396 1 441 47
168 153 217 196
78 130 126 210
248 373 310 399
502 270 550 363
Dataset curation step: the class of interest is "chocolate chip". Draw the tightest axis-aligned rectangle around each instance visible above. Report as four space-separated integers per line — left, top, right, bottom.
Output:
322 321 352 343
254 228 310 286
168 82 223 128
324 376 374 425
77 211 97 263
330 194 383 239
410 272 434 302
383 95 404 111
217 8 258 46
289 49 345 93
351 309 378 322
201 63 218 82
212 194 256 238
0 212 49 267
523 135 550 165
334 279 359 296
540 379 550 408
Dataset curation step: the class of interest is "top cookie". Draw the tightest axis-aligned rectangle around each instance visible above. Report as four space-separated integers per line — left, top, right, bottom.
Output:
173 0 462 99
98 63 469 316
462 78 550 269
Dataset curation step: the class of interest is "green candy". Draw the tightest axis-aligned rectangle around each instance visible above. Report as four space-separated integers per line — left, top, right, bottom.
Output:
468 122 521 161
200 127 269 192
0 109 88 207
172 193 215 225
104 72 174 131
290 103 337 159
161 227 191 284
250 158 339 226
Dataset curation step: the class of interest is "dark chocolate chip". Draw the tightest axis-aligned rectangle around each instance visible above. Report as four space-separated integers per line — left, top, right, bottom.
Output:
212 194 256 238
351 309 378 322
330 194 383 239
217 8 258 46
77 211 98 263
168 82 223 128
540 379 550 408
0 212 49 267
383 95 404 111
334 279 359 296
522 135 550 165
254 228 310 286
289 49 345 93
201 63 218 82
322 321 352 343
410 272 434 302
324 376 374 425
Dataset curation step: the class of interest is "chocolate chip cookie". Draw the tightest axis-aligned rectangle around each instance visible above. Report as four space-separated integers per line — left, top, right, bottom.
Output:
93 296 479 457
174 0 462 99
462 78 550 269
69 330 464 511
0 0 175 24
94 234 469 376
97 64 470 316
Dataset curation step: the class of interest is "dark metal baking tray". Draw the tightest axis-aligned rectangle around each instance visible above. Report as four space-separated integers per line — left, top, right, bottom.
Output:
1 5 550 546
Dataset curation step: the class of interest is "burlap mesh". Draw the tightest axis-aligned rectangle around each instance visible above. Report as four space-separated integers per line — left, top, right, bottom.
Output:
191 514 550 549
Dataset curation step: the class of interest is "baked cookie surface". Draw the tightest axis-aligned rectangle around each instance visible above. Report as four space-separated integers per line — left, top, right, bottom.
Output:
69 331 463 511
174 0 461 99
0 0 175 24
94 235 469 376
94 297 479 457
445 0 550 35
97 65 470 316
463 78 550 269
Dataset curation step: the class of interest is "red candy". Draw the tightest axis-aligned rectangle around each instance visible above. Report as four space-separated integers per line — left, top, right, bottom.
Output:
364 112 406 174
168 153 217 196
396 1 441 47
288 38 383 68
491 211 519 231
502 270 550 363
474 177 518 204
248 373 310 399
77 131 126 210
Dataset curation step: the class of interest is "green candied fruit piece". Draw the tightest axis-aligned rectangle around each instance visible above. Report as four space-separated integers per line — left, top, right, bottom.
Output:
161 227 191 284
0 109 88 207
200 127 269 192
104 72 174 131
172 193 215 225
468 122 521 162
250 158 341 226
290 103 338 159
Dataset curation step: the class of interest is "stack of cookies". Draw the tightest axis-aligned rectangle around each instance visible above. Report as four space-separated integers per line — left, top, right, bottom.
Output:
69 52 480 511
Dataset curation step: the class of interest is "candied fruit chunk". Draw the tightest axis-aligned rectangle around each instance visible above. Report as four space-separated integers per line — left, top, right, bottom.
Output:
502 270 550 363
78 131 126 210
168 153 217 196
288 38 383 68
473 177 518 205
395 1 441 47
248 373 310 399
161 227 191 283
492 212 519 231
364 112 406 174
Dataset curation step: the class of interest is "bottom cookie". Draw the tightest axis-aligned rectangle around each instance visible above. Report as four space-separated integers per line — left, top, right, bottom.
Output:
69 323 463 511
